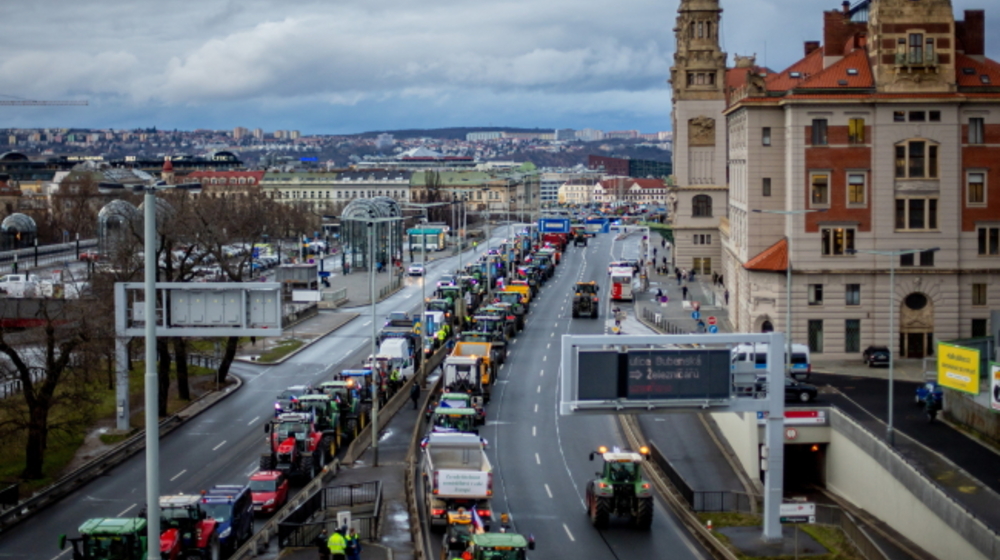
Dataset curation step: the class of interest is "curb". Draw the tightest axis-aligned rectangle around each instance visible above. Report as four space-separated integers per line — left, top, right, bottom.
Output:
0 372 244 535
235 312 361 366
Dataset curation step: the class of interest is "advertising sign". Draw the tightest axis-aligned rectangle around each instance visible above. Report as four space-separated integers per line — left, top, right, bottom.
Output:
626 349 731 400
937 342 981 395
990 363 1000 412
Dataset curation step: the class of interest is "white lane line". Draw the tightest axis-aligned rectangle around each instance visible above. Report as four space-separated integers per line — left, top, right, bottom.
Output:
545 484 553 498
117 503 137 517
534 403 538 413
554 322 559 327
362 320 372 326
540 369 545 377
532 426 537 437
547 343 551 349
543 355 547 362
213 440 227 451
537 385 541 393
50 549 72 560
551 332 555 337
170 469 187 481
563 523 576 541
535 453 541 465
248 416 260 426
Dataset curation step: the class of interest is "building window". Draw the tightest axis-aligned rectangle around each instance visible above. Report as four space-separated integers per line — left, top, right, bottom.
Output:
848 118 865 144
909 111 926 122
895 198 938 230
894 111 905 122
693 257 712 275
845 319 861 353
808 284 824 305
692 195 713 217
909 33 924 64
929 111 941 122
972 319 989 338
810 173 829 206
972 283 987 306
821 227 855 256
967 172 986 205
846 284 861 306
978 227 999 255
969 118 985 144
811 119 828 146
895 140 939 179
900 249 936 267
847 173 866 206
808 320 824 353
762 127 772 146
762 177 772 197
693 234 712 245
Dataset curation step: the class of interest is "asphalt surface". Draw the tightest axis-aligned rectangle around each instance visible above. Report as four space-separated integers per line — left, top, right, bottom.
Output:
0 238 497 560
465 232 709 560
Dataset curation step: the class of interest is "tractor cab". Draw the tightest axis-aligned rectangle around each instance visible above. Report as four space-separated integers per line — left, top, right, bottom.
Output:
159 494 217 558
585 446 654 530
295 394 339 432
317 380 361 414
431 407 479 434
466 532 535 560
59 518 148 560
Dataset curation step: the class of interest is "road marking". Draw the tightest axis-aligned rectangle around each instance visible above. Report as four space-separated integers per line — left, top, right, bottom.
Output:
362 320 372 326
537 385 541 393
547 343 551 349
554 322 559 327
551 333 554 337
117 503 137 517
50 549 72 560
532 426 536 437
540 369 545 376
535 453 541 465
213 440 227 451
248 416 259 426
545 484 553 498
563 523 576 542
534 403 538 413
170 469 187 481
543 355 547 362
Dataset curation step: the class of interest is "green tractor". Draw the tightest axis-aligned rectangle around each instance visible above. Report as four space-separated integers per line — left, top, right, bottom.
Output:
59 518 148 560
585 445 654 530
571 282 600 319
462 532 536 560
296 393 342 458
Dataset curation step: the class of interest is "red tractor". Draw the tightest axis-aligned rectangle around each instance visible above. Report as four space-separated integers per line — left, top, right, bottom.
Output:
259 412 326 482
158 494 221 560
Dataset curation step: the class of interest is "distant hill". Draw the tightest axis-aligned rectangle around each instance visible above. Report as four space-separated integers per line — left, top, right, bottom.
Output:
351 127 551 140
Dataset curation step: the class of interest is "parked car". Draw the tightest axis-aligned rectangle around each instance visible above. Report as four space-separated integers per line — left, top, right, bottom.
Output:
862 345 890 367
408 262 426 276
249 470 289 514
757 377 818 403
916 382 943 406
79 251 101 262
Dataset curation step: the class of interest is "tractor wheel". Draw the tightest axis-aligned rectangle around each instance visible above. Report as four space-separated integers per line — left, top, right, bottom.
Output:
259 454 275 471
301 455 317 481
634 498 653 529
572 309 579 318
322 436 336 463
590 496 611 529
204 533 221 560
336 429 343 448
592 310 598 319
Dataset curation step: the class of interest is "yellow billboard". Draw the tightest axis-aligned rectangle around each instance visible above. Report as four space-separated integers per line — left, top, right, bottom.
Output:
937 342 981 395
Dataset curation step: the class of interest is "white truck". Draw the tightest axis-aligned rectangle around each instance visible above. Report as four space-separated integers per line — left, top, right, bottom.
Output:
0 274 52 298
442 353 490 406
377 337 415 380
421 432 493 530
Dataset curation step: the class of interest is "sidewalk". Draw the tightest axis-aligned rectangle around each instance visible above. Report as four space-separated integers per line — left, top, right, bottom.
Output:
633 266 728 335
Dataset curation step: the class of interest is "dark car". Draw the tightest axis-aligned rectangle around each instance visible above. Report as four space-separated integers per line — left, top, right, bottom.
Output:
757 377 818 403
862 345 890 367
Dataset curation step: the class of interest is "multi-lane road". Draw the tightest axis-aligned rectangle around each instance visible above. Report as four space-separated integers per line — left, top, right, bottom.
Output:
1 229 712 560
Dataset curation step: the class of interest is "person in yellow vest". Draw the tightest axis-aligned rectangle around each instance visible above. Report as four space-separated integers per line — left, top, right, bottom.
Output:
327 526 348 560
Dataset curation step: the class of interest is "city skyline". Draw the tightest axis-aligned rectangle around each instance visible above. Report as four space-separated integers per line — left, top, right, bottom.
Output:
0 0 997 135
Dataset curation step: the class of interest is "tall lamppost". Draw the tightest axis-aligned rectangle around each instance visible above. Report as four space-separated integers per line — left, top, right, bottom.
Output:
98 179 202 553
751 208 824 377
403 202 451 382
848 247 939 446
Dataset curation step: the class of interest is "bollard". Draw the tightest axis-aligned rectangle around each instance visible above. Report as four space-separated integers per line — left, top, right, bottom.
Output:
707 519 713 531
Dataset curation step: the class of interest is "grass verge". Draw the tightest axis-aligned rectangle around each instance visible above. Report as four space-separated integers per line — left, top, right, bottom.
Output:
256 339 304 363
695 512 865 560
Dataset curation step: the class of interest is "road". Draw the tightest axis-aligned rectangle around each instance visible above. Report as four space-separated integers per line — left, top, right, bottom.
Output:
466 231 708 559
0 240 494 560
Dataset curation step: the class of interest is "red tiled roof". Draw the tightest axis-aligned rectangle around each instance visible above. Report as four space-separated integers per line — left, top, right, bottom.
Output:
744 238 787 272
630 178 666 189
766 47 825 92
795 49 873 89
955 53 1000 88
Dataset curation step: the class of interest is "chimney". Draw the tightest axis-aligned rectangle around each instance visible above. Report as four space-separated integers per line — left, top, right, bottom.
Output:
959 10 985 56
804 41 821 56
842 1 850 16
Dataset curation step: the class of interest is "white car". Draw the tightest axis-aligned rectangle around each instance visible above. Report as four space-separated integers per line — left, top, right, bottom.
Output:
408 262 426 276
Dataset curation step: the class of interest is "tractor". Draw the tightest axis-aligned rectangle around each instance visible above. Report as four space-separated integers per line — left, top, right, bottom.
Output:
585 446 654 529
574 233 588 247
158 494 222 560
59 518 148 560
259 412 326 481
290 394 343 460
572 282 600 319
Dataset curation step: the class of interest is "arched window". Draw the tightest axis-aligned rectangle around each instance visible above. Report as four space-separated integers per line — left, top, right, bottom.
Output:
692 195 713 217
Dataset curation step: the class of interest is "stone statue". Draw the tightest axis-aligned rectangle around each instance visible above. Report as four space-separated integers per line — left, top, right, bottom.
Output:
689 116 716 146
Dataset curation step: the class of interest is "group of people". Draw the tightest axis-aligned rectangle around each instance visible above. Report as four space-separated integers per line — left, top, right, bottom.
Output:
317 526 362 560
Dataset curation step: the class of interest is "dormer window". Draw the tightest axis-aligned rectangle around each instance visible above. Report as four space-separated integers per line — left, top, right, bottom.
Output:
847 68 858 76
790 72 801 78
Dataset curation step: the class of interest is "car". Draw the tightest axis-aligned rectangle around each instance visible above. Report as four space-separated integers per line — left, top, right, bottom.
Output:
756 377 818 403
916 382 943 406
408 262 425 276
437 273 457 287
862 345 890 367
274 384 311 416
248 470 289 514
79 251 101 262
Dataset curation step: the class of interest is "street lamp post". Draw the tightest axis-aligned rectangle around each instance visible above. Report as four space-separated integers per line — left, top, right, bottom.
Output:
752 208 824 377
402 202 451 383
98 179 201 554
848 247 939 446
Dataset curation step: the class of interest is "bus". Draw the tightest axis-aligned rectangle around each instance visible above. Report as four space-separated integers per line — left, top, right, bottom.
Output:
730 343 812 381
609 266 634 302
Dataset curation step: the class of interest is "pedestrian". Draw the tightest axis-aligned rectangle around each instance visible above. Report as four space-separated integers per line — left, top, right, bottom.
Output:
656 288 663 299
327 527 347 560
410 381 421 410
724 289 729 305
346 527 362 560
315 528 330 560
675 269 682 286
661 239 665 248
653 248 658 259
712 272 718 285
681 285 688 300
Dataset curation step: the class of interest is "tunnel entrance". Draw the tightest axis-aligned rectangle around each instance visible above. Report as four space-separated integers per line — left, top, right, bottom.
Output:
782 443 826 491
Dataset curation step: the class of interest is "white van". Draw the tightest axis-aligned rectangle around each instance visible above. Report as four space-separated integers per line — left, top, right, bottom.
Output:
377 337 415 380
731 343 812 381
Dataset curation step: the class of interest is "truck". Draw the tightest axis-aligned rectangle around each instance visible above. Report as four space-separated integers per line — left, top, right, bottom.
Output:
459 331 506 366
0 273 51 298
199 484 255 556
59 518 149 560
451 341 496 387
421 432 494 531
378 337 416 381
572 282 600 319
442 353 491 405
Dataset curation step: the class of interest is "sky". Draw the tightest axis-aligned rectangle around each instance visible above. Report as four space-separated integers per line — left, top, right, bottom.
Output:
0 0 997 136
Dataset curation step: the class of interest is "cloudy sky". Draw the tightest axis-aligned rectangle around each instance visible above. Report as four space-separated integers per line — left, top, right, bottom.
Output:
0 0 997 135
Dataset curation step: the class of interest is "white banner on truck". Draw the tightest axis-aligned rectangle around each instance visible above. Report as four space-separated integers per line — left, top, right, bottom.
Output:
436 470 490 497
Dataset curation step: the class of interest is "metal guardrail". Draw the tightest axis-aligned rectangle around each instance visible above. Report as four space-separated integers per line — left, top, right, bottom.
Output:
0 484 18 509
815 504 891 560
692 491 755 514
641 306 689 334
648 442 694 507
277 481 382 547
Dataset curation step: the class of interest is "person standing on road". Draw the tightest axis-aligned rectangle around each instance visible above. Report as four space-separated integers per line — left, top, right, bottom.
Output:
327 527 347 560
315 528 331 560
675 269 682 285
346 527 362 560
681 285 689 300
410 381 421 410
